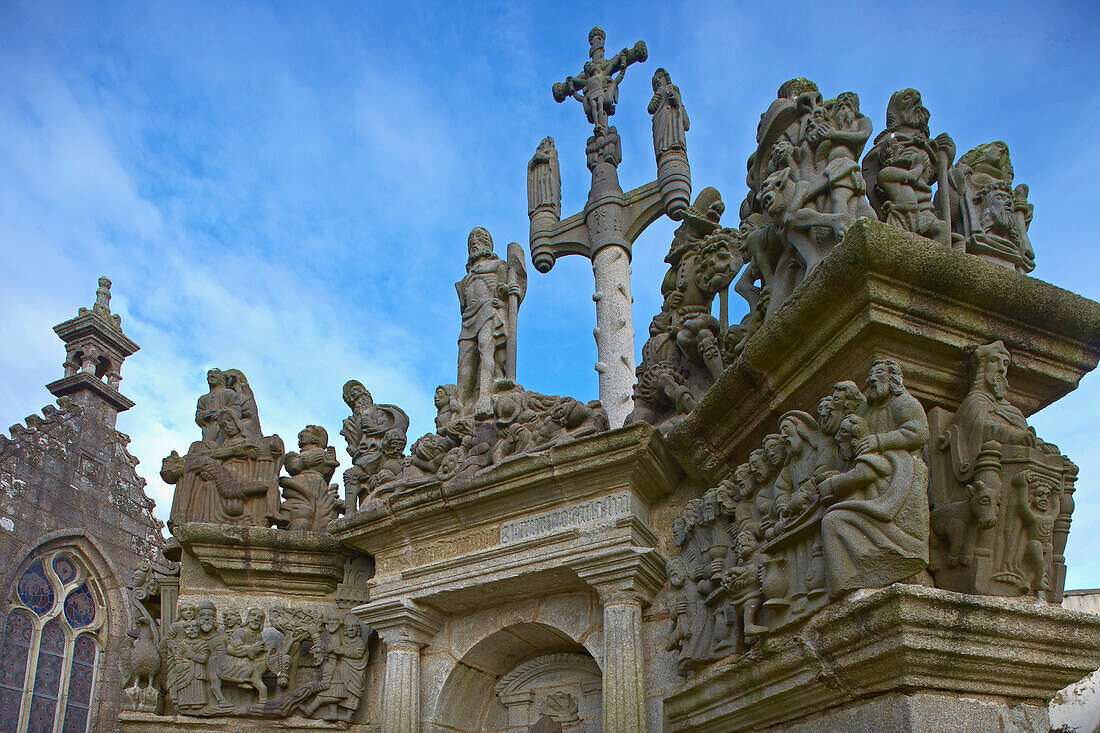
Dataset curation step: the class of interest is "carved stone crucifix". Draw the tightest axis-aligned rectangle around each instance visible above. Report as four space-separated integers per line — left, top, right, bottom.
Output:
531 27 691 427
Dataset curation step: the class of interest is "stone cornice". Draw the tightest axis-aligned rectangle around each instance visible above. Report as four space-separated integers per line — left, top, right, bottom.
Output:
664 583 1100 732
352 597 443 649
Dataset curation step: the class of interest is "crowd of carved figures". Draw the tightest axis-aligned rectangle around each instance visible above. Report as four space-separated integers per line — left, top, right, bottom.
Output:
630 79 1039 428
666 344 1075 676
121 592 367 721
132 54 1065 714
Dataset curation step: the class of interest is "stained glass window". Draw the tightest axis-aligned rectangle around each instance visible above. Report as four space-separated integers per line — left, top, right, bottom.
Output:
60 637 95 733
0 612 32 733
50 559 75 587
26 621 63 733
62 586 95 630
1 550 103 733
16 563 53 616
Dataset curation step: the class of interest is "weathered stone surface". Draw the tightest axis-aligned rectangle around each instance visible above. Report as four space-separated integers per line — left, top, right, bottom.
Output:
667 217 1100 485
119 712 369 732
664 584 1100 732
629 187 741 429
174 522 345 595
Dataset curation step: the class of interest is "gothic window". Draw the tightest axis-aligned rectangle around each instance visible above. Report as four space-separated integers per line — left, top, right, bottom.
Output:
0 551 107 733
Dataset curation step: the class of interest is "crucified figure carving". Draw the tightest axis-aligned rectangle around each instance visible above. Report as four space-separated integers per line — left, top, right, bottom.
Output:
552 26 647 130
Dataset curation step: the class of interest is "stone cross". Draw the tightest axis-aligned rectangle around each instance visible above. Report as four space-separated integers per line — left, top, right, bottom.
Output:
531 27 692 427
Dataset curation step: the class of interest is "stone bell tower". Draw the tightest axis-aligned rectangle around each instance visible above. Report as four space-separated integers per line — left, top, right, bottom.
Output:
45 276 139 429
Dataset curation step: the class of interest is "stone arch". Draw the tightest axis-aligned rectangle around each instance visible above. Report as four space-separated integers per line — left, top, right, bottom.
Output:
432 621 601 732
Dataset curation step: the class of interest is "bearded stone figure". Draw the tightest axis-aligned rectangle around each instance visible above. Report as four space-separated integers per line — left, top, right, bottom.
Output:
456 227 526 419
949 141 1035 272
929 340 1075 599
861 88 955 247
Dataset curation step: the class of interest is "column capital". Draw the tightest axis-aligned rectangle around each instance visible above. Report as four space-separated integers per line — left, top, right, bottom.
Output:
353 597 443 649
572 546 666 607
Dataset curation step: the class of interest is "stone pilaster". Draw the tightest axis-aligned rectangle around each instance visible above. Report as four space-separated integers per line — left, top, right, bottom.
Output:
574 548 666 733
354 598 443 733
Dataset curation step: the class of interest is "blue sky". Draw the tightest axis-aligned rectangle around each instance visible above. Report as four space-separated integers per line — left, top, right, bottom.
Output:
1 1 1098 586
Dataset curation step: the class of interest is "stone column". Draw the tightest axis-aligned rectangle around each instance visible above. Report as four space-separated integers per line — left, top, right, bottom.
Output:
574 548 666 733
354 598 443 733
599 590 648 733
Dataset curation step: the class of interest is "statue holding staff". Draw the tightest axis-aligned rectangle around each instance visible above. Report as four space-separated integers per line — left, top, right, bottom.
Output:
456 227 526 419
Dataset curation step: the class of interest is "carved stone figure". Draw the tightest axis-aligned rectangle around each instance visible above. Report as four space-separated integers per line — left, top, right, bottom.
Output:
339 380 409 508
170 619 211 713
527 137 561 218
930 340 1075 599
120 616 162 712
630 188 741 427
668 359 936 662
552 26 647 130
302 613 368 721
457 228 527 418
164 369 284 529
277 425 341 531
209 608 270 710
649 67 689 156
862 88 955 246
734 81 877 352
434 384 461 432
949 141 1035 272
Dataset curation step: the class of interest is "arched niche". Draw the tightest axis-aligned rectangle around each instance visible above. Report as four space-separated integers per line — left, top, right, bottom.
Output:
431 621 601 733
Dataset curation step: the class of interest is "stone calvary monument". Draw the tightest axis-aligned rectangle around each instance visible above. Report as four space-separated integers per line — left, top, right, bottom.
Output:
87 25 1100 733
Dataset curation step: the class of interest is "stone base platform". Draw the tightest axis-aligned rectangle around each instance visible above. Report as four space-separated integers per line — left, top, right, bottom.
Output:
119 712 375 732
174 522 345 595
663 584 1100 732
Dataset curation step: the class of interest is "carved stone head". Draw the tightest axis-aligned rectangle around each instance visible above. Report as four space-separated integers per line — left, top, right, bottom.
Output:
652 67 671 92
763 434 787 470
885 88 930 137
734 463 754 497
206 368 226 389
383 427 407 456
867 359 905 402
177 602 197 622
971 341 1012 401
343 380 373 412
976 184 1018 237
223 609 241 631
467 227 495 264
299 425 328 450
966 479 1000 530
672 515 688 546
323 613 343 633
183 620 200 640
196 600 217 634
748 449 769 484
667 555 686 586
344 614 361 638
246 608 265 631
836 414 869 461
760 167 794 220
